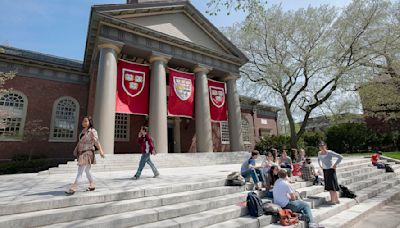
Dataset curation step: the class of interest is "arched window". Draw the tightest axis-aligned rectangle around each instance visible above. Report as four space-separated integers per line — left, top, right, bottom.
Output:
241 118 251 144
0 91 28 140
49 97 79 142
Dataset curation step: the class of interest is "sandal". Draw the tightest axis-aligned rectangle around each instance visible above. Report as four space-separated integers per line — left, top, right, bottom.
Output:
65 189 76 195
86 187 96 191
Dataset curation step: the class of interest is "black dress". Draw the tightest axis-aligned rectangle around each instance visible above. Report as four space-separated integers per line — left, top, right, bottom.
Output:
323 168 340 191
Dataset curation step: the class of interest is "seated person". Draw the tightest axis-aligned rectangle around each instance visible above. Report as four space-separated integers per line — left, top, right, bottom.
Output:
279 150 293 176
291 148 300 164
273 169 318 227
371 151 383 165
261 151 279 178
299 148 306 163
265 165 279 198
241 150 264 190
301 158 319 185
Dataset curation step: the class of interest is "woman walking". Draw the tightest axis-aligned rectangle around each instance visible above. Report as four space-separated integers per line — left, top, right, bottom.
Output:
317 141 343 204
65 116 105 195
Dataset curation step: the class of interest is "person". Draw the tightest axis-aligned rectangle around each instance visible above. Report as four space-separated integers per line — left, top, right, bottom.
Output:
318 141 343 205
261 151 278 179
265 165 279 198
273 169 318 227
65 116 105 195
279 150 293 176
271 148 279 163
241 150 264 190
132 126 160 179
299 148 306 163
301 158 319 185
291 148 299 163
371 151 382 166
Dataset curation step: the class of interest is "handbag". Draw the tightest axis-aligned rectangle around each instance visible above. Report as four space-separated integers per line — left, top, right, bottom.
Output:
278 209 299 226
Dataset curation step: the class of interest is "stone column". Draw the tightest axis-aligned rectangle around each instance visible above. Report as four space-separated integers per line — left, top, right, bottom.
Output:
173 118 181 153
194 65 213 152
226 76 244 151
93 42 122 154
148 53 170 153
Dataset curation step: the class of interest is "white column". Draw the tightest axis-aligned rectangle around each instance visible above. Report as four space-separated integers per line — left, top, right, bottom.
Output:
193 65 213 152
93 43 121 154
173 118 181 153
226 76 244 151
148 53 170 153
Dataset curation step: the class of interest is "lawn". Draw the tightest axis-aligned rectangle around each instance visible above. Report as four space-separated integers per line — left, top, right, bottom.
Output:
343 151 400 160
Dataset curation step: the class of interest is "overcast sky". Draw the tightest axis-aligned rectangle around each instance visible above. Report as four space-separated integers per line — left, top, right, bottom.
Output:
0 0 351 60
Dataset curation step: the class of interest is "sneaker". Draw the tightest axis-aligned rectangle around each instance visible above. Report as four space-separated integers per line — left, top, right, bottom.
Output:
132 176 139 180
153 173 160 178
325 201 336 206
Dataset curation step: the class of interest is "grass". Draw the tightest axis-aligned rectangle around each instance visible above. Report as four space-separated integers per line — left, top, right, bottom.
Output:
343 151 400 160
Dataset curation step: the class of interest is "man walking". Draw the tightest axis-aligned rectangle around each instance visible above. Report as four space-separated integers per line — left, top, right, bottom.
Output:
132 126 159 179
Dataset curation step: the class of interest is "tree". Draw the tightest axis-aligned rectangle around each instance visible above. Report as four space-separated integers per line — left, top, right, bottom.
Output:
206 0 265 15
23 120 49 160
222 0 391 148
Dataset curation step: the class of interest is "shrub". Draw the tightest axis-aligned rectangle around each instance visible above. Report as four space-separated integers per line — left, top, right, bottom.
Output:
255 135 305 153
302 131 326 148
326 123 371 153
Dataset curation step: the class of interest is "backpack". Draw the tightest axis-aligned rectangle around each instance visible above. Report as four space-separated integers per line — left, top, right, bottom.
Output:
339 184 357 199
246 192 264 217
226 172 245 186
385 164 394 172
278 209 299 226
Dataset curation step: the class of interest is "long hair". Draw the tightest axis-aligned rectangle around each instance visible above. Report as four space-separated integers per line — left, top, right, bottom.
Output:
83 116 94 129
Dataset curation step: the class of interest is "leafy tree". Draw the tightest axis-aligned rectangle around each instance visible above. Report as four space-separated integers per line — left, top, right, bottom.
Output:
223 0 389 148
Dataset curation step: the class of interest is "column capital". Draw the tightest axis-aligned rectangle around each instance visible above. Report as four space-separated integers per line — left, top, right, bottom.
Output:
193 64 212 74
98 38 124 53
223 73 240 82
149 52 171 64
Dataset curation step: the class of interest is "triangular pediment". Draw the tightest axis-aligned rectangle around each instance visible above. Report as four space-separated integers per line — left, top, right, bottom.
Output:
122 12 229 54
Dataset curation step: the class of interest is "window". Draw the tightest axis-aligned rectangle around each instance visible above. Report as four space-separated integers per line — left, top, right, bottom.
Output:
115 113 130 141
261 118 268 125
241 118 251 144
0 91 28 140
220 121 230 144
50 97 79 142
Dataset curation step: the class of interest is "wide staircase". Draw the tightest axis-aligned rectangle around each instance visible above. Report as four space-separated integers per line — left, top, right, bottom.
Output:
1 156 400 228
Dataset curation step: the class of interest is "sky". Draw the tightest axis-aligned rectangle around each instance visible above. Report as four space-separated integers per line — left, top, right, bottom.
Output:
0 0 351 61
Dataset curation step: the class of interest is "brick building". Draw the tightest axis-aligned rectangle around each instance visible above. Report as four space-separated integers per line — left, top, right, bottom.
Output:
0 0 279 161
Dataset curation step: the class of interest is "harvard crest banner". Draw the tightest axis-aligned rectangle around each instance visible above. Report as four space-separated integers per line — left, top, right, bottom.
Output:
208 79 227 121
168 68 195 118
116 59 150 115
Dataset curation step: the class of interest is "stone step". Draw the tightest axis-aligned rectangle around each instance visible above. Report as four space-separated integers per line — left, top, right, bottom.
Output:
0 179 227 216
41 192 248 228
312 178 400 223
204 214 273 228
319 185 400 227
0 186 244 228
131 205 248 228
306 165 400 208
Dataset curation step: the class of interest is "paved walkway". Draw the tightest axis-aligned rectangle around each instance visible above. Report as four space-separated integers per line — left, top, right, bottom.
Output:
353 199 400 228
0 164 240 205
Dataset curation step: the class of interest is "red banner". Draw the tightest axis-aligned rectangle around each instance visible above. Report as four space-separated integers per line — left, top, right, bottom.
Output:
168 68 195 118
208 79 227 121
116 59 150 115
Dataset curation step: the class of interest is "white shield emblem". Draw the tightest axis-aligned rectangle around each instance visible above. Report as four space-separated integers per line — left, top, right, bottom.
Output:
173 77 192 101
209 86 225 108
122 68 145 97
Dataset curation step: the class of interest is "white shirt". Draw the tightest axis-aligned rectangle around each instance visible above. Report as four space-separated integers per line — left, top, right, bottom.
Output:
273 178 295 208
145 140 150 154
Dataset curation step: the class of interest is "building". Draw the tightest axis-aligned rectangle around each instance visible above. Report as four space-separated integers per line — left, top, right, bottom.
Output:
300 113 365 132
0 0 279 160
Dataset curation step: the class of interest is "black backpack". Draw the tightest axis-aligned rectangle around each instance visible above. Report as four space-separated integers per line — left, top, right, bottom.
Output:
385 164 394 173
339 184 357 199
247 192 264 217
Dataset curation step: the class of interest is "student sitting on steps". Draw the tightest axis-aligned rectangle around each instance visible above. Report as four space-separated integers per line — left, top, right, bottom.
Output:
240 150 264 190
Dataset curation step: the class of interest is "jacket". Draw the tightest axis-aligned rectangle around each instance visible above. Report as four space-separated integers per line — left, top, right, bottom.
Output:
137 134 155 155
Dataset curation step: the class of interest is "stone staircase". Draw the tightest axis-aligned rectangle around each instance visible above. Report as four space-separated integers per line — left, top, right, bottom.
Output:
39 152 250 175
0 157 399 228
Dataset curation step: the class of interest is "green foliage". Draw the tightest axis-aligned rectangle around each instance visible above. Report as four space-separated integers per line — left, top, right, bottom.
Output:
326 123 371 153
304 146 319 157
302 131 326 148
255 135 305 153
0 158 68 175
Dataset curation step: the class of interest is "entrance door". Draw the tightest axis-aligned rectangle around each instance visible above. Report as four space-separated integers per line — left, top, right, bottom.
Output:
168 124 174 153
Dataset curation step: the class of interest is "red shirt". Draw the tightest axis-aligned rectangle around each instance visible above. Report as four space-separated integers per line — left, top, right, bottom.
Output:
371 154 379 165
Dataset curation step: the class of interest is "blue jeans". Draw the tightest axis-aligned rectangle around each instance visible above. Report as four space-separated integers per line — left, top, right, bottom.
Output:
241 168 264 183
134 153 159 177
285 200 314 223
